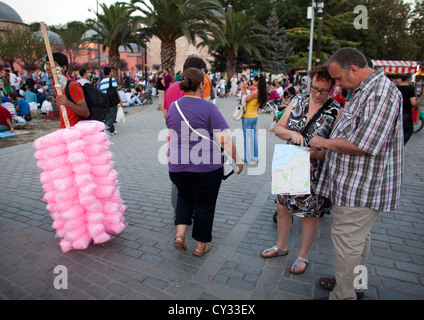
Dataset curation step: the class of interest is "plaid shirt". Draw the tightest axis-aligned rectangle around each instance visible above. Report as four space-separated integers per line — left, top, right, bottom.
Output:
316 68 404 212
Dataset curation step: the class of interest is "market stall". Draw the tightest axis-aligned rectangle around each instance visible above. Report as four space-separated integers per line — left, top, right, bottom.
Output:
371 60 423 127
371 60 422 74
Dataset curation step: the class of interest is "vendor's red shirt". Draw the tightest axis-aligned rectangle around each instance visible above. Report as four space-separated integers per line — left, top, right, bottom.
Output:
54 75 85 128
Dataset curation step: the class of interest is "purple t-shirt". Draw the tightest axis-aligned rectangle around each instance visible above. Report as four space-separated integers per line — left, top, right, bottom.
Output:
166 96 230 173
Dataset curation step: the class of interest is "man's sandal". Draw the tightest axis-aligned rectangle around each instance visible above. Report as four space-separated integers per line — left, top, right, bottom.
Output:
317 277 336 290
289 257 309 274
260 245 289 258
193 243 212 257
317 277 364 299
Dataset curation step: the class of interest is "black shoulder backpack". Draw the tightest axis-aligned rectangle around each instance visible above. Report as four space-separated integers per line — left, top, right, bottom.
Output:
106 77 120 108
65 80 110 121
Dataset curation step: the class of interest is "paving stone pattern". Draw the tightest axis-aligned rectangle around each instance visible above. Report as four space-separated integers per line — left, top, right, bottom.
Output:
1 96 423 300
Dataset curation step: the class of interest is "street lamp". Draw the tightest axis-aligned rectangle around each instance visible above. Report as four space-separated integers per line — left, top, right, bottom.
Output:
307 0 315 90
97 0 102 82
143 38 147 83
315 0 325 65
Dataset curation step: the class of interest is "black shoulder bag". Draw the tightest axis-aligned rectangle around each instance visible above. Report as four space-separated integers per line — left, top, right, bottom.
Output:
301 98 334 138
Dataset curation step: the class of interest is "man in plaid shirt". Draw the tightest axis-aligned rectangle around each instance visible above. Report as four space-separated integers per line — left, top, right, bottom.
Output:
310 47 403 300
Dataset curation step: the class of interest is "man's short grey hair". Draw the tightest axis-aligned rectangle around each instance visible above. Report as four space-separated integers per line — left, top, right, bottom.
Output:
327 47 368 72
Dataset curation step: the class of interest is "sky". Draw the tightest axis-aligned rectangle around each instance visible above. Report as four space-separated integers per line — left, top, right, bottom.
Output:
2 0 129 26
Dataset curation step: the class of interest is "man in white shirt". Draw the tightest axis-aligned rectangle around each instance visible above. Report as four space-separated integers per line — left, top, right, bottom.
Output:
275 81 284 99
40 96 54 120
118 87 130 106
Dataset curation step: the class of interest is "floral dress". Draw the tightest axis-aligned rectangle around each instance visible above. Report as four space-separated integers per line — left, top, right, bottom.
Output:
277 94 341 217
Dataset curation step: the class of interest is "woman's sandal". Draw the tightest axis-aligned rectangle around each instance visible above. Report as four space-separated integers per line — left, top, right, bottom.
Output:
193 243 212 257
173 237 187 251
289 257 309 274
260 245 289 258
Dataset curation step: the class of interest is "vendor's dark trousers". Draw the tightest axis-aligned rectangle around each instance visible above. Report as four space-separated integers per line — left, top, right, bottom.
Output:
105 105 118 133
169 167 223 243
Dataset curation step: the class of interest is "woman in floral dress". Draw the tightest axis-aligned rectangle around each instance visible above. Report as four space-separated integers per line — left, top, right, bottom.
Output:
261 65 342 274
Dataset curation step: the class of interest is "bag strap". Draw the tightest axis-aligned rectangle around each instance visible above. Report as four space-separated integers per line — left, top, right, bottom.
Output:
65 80 78 104
301 97 334 137
174 100 224 153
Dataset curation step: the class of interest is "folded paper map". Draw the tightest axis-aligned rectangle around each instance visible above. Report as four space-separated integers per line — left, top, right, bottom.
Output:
271 144 310 195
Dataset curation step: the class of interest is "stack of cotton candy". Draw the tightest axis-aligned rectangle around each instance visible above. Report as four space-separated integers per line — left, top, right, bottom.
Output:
33 120 126 253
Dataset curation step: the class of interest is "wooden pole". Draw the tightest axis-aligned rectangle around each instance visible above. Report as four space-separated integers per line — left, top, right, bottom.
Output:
40 22 70 128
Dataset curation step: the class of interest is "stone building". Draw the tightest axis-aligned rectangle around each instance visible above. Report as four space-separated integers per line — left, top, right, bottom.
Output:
0 1 28 35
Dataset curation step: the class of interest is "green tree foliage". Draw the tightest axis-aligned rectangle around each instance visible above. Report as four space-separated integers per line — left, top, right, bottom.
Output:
0 27 45 72
130 0 223 76
365 0 419 60
88 2 135 81
262 7 293 74
199 9 265 79
410 0 424 60
51 21 87 72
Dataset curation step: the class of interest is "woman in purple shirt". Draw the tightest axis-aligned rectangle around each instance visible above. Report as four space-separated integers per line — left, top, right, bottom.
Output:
166 67 243 257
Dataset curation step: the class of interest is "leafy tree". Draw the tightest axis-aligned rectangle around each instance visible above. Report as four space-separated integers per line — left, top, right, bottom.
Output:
131 0 223 77
262 7 293 74
88 2 136 81
0 27 45 72
409 0 424 60
51 21 88 72
365 0 418 60
200 9 266 79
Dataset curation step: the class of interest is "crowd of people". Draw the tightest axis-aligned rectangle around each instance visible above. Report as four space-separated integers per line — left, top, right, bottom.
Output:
1 47 419 300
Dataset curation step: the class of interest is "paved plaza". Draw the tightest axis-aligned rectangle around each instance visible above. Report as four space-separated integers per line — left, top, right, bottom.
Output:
1 96 423 301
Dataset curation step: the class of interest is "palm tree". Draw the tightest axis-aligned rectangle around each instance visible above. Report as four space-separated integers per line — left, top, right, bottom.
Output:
199 9 266 80
88 2 135 81
130 0 223 76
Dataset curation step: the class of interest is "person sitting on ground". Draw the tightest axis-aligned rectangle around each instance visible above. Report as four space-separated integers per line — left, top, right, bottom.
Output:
118 87 130 107
1 96 27 128
23 85 37 103
129 89 143 105
11 93 31 121
0 104 14 133
37 88 46 106
40 96 54 120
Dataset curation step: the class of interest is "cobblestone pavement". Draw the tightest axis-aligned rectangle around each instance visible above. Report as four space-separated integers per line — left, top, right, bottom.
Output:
1 96 423 301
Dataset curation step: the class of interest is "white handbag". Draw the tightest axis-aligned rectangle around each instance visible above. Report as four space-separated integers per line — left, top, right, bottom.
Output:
232 94 247 121
174 100 234 180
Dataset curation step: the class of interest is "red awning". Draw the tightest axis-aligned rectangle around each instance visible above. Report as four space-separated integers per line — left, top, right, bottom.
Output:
371 60 420 74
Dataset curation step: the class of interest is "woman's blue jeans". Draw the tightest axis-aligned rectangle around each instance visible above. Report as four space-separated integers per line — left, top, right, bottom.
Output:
242 117 258 162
